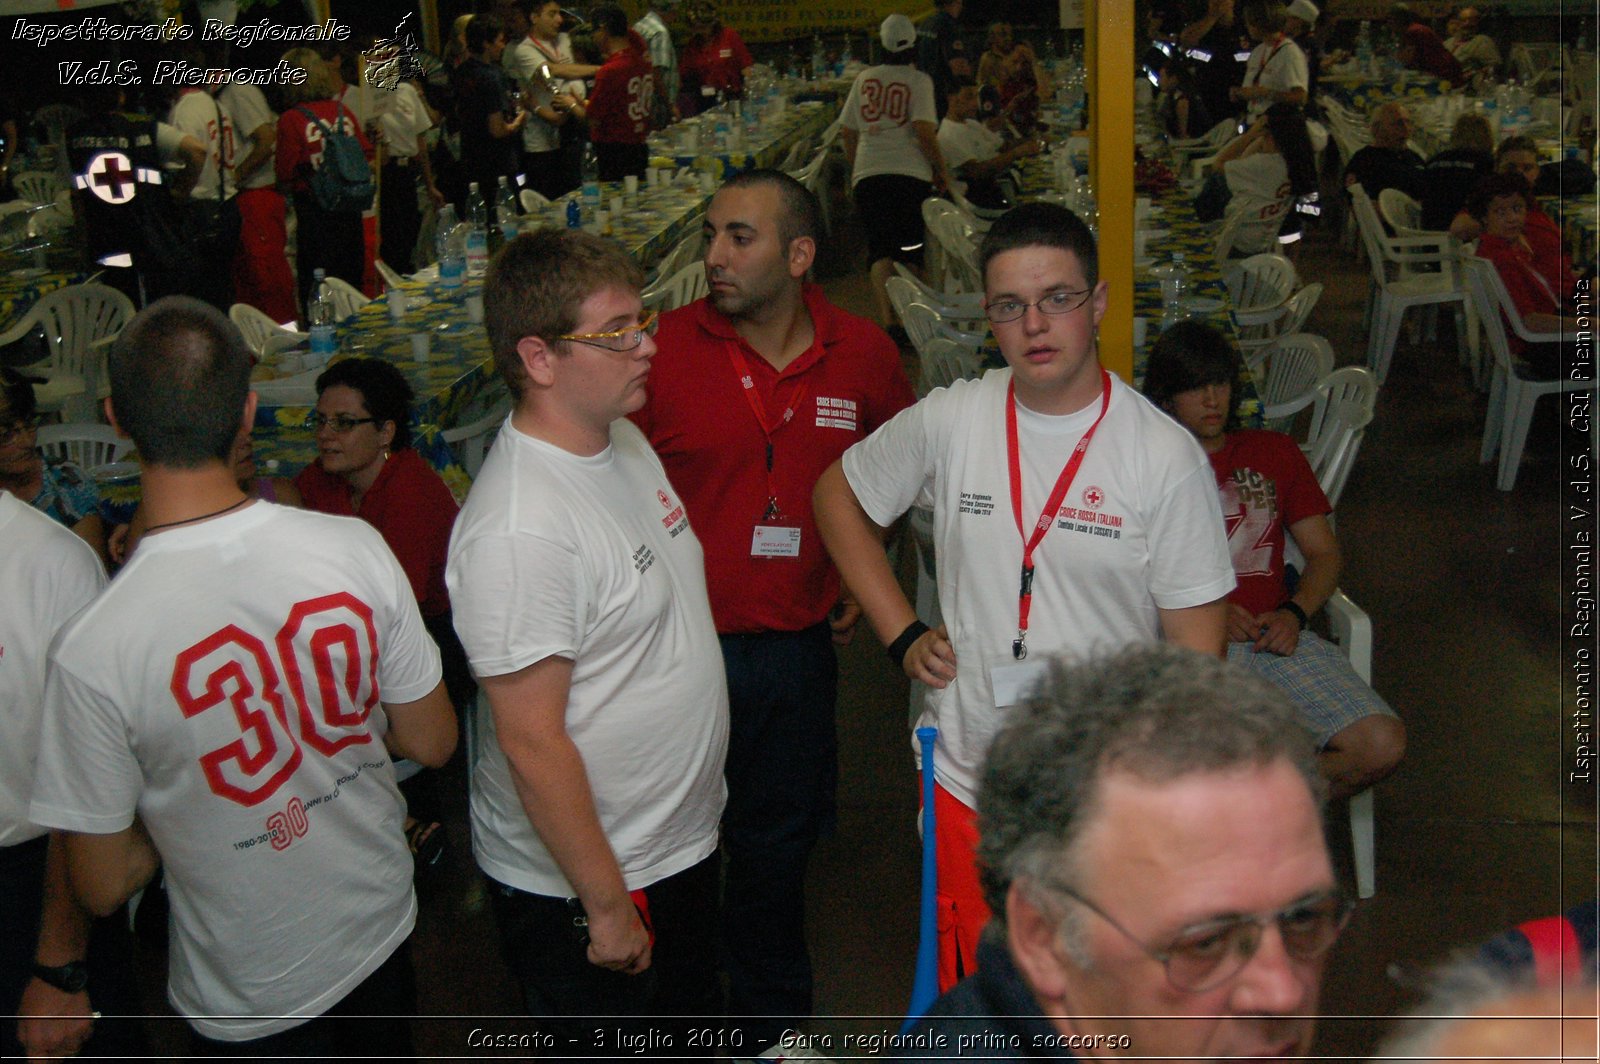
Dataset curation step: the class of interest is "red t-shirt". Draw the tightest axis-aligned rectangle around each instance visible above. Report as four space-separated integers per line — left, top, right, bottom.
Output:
630 284 915 633
1402 24 1465 86
1208 430 1331 619
681 27 754 98
294 447 458 618
274 99 371 196
588 47 655 144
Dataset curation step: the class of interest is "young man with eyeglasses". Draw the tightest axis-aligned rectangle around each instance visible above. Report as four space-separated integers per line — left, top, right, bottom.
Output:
448 229 728 1050
630 169 914 1047
815 201 1232 990
895 644 1349 1061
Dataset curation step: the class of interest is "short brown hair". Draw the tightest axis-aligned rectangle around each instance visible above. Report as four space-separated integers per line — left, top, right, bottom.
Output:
281 47 339 104
483 229 644 398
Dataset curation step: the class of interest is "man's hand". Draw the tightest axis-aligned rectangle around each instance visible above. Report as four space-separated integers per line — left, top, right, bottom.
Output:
1249 608 1302 656
904 624 957 687
585 901 652 975
829 595 862 646
1226 603 1259 644
17 980 93 1060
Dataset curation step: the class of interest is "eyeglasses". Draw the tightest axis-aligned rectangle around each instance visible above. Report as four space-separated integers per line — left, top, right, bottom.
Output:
1056 885 1354 993
984 289 1093 324
0 418 38 446
306 413 380 433
557 309 659 353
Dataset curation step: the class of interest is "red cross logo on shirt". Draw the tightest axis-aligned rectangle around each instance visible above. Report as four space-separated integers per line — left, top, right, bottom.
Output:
657 490 672 508
1082 486 1105 510
86 151 137 204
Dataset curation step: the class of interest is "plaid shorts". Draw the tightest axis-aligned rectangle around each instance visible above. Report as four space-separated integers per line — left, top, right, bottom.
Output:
1227 630 1399 747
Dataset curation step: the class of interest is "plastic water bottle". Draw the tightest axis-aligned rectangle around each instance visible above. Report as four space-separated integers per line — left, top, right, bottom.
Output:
811 35 827 80
581 147 601 219
464 182 489 278
436 204 466 292
308 269 336 360
497 177 520 245
1170 252 1190 303
835 37 850 77
566 198 581 228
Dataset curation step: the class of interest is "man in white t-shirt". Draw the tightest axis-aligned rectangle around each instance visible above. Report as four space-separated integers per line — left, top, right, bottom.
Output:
1230 1 1309 121
451 229 728 1050
510 0 595 201
28 297 456 1056
0 492 139 1062
814 202 1233 991
376 75 443 275
937 78 1042 205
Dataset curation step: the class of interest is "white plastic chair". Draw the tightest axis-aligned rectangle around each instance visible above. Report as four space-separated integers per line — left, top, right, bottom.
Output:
1376 188 1421 235
640 259 708 312
1257 333 1335 428
0 283 134 422
885 275 987 342
374 259 408 289
35 423 133 470
229 303 307 356
900 301 986 360
1324 591 1377 899
1465 257 1589 491
1238 282 1324 365
518 188 551 213
1224 253 1297 315
442 398 511 480
1211 206 1253 264
1348 186 1469 384
918 337 984 396
890 263 987 316
11 170 62 207
646 229 704 289
789 143 832 236
320 276 370 320
1167 117 1237 168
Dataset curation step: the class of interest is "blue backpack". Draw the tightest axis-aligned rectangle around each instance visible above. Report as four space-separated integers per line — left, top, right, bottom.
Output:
295 106 374 214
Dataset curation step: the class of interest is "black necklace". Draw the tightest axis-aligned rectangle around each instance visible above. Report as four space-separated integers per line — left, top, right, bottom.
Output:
142 497 251 535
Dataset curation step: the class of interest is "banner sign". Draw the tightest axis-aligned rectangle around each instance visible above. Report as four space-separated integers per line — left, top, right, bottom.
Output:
697 0 928 45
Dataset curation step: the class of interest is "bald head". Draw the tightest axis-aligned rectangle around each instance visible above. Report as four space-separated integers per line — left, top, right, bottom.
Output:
1370 102 1413 148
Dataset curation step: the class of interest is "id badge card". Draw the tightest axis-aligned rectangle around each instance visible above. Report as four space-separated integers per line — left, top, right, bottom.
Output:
751 521 802 558
989 659 1050 708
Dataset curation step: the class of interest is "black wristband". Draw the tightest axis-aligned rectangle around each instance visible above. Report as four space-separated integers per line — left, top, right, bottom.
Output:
887 620 931 668
1277 600 1308 630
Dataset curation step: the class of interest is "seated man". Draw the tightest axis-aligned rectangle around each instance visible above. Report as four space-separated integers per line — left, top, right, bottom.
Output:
1142 321 1405 799
1343 101 1423 202
1443 5 1500 83
898 643 1352 1061
936 77 1042 208
1388 3 1465 86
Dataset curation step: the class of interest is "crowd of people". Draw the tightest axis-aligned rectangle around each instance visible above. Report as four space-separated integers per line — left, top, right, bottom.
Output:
2 2 1593 1061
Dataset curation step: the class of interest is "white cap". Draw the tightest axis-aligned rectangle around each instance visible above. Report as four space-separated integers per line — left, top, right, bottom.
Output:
1285 0 1319 24
881 13 917 53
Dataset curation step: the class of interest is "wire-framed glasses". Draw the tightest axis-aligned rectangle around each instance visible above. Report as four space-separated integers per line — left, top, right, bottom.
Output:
558 309 659 353
1056 885 1355 992
984 289 1093 324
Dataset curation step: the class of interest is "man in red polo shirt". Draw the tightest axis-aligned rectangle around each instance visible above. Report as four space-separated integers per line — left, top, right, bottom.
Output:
1388 3 1465 86
587 3 655 180
630 169 914 1051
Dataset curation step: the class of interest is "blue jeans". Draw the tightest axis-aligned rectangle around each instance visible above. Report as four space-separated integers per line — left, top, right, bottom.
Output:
719 623 839 1047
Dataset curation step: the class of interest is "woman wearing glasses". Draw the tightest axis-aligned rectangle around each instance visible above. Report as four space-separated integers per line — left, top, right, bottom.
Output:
295 358 469 867
0 368 106 558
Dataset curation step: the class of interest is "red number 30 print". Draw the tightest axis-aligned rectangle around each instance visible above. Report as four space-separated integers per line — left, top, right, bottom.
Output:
171 593 381 807
859 78 910 123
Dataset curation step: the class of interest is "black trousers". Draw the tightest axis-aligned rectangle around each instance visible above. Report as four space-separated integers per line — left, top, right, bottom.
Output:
188 938 417 1057
379 159 423 275
594 142 649 182
292 192 365 318
487 853 721 1059
718 624 838 1049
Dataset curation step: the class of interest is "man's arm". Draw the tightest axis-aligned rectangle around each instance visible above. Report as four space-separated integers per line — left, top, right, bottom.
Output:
813 463 957 686
1158 599 1229 658
61 820 159 919
912 120 950 195
16 833 95 1060
1250 514 1340 655
957 135 1043 185
383 680 456 767
232 119 276 186
480 656 651 973
839 126 859 167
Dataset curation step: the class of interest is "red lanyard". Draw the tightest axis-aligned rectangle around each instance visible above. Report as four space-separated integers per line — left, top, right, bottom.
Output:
1006 370 1112 659
1249 36 1287 85
725 341 811 519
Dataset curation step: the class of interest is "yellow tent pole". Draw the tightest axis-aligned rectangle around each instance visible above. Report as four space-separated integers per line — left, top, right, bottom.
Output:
421 0 441 57
1087 0 1134 383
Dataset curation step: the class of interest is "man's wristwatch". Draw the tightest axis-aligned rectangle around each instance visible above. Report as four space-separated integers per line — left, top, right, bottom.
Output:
32 961 89 994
